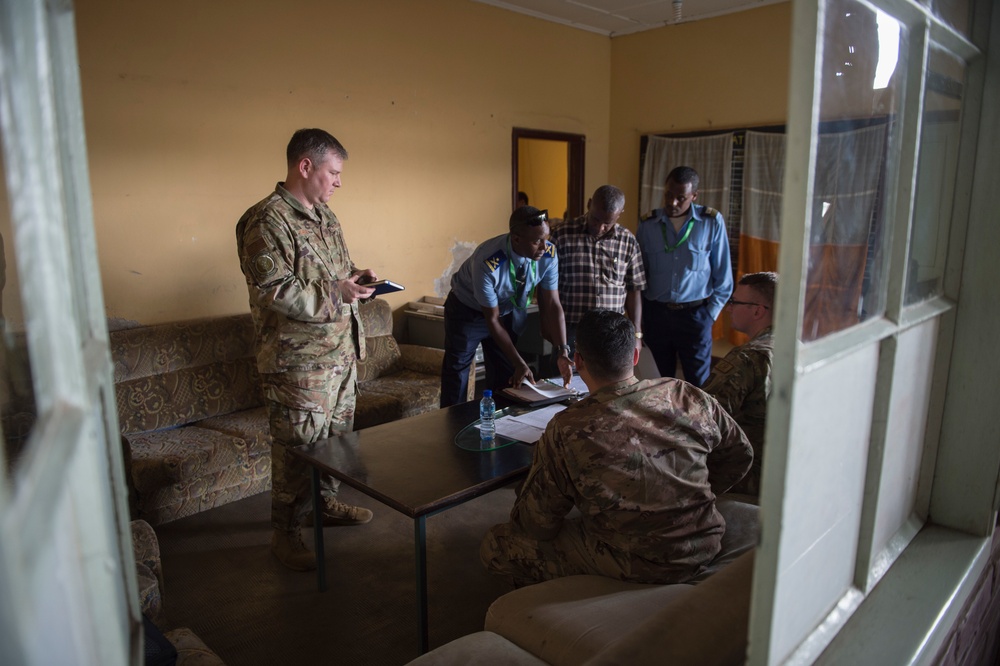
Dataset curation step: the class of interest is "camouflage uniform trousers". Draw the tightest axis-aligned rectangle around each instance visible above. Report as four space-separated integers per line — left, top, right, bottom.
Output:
266 364 357 533
481 520 702 586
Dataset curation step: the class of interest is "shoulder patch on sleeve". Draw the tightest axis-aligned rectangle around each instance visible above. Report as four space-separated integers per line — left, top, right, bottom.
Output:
713 357 737 375
250 250 279 282
542 241 556 258
483 249 506 273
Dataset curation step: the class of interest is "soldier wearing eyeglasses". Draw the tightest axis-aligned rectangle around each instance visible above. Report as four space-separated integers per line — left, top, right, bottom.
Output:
703 272 777 496
440 206 573 407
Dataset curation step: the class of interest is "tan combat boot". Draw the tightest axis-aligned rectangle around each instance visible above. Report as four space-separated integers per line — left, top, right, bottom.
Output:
270 529 316 571
303 498 374 527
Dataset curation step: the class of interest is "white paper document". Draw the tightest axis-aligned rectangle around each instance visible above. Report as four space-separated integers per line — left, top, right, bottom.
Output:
502 374 589 404
558 374 589 394
494 404 566 443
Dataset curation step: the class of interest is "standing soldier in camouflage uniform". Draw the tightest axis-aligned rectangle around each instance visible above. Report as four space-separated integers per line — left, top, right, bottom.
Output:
236 128 376 572
703 272 776 497
481 310 752 586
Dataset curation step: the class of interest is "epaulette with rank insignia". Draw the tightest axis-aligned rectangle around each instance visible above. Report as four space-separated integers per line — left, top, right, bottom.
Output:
640 210 656 223
702 206 719 218
483 249 506 273
542 241 556 258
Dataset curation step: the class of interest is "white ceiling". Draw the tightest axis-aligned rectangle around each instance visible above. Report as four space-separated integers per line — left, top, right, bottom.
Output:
473 0 787 36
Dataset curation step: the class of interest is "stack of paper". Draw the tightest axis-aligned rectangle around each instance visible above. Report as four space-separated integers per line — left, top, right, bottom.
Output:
502 375 588 405
494 404 566 443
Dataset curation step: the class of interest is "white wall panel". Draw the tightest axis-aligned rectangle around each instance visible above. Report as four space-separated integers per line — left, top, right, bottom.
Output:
770 343 879 663
871 320 937 558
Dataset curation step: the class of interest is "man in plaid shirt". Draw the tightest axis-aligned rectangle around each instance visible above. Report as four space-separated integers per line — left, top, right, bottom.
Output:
550 185 647 353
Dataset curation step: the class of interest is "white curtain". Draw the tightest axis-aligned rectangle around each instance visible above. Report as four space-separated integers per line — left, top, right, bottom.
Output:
639 133 734 219
743 131 786 244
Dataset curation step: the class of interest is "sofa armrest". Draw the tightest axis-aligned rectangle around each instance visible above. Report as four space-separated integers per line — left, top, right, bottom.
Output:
164 627 228 666
397 343 445 375
486 575 690 666
131 519 166 625
585 550 755 666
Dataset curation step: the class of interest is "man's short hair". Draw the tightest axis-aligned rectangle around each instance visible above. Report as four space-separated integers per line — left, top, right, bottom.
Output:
509 205 548 232
575 310 635 380
739 271 778 308
590 185 625 215
287 129 348 167
517 191 529 206
666 166 700 191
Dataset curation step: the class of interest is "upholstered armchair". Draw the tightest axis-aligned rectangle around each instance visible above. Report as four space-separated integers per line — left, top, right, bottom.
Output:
132 519 226 665
354 298 473 430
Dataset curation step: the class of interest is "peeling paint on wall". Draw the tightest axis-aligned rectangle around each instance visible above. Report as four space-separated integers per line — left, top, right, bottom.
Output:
434 240 477 298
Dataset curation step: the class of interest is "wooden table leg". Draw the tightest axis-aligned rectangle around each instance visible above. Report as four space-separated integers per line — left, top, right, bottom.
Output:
414 516 429 653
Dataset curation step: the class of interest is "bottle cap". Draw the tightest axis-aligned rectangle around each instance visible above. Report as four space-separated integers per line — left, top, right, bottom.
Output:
483 390 492 397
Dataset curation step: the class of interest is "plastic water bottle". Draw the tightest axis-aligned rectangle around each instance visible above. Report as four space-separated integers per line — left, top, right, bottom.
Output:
479 390 496 442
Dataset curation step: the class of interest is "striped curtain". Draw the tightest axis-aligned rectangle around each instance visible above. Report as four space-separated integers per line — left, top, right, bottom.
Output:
639 133 734 220
739 124 887 342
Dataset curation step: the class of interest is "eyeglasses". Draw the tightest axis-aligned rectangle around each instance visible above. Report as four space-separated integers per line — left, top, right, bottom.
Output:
727 298 769 309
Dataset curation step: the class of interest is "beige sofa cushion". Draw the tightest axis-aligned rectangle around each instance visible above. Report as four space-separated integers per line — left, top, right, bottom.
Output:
486 577 692 666
586 550 755 666
406 631 548 665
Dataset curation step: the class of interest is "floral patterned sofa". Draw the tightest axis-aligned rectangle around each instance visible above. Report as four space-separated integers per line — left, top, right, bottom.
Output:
112 298 467 525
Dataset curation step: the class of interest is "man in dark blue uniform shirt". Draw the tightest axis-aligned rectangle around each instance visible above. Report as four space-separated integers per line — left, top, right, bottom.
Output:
637 166 734 387
440 206 573 407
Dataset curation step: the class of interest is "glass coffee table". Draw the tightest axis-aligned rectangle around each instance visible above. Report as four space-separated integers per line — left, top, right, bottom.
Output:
290 400 536 654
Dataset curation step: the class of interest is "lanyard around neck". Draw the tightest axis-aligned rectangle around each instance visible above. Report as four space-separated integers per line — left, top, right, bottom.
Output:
660 217 694 253
507 237 537 309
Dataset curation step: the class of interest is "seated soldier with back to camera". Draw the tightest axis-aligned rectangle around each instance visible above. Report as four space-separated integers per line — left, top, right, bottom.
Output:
481 309 752 587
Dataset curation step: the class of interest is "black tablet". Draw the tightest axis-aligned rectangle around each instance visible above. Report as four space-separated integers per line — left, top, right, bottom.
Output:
366 279 405 295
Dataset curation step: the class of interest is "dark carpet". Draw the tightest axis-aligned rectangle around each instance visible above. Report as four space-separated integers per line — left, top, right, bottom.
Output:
155 484 518 665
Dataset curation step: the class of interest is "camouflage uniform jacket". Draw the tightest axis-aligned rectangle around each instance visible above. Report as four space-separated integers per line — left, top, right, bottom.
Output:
236 183 365 374
510 376 752 571
703 327 773 494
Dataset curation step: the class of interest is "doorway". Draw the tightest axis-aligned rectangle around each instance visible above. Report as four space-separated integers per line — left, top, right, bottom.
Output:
512 128 585 224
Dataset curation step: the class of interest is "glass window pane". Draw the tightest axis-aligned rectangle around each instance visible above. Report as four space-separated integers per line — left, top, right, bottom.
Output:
906 46 965 304
0 140 38 478
921 0 974 39
803 0 907 341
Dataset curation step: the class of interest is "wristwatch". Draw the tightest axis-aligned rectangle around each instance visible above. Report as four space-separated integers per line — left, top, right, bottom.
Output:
553 344 571 358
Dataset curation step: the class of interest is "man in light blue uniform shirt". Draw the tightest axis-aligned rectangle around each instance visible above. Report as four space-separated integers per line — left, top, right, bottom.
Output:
638 166 734 387
441 206 574 407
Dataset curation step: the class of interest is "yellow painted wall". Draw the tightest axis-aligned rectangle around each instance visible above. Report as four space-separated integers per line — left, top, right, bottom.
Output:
608 3 793 228
73 0 611 325
2 2 798 329
518 138 569 220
